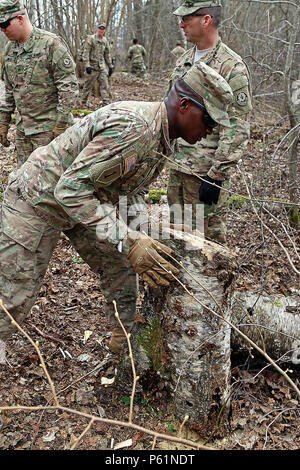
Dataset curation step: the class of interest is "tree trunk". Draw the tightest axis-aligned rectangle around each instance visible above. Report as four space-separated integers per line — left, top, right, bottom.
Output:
117 230 236 435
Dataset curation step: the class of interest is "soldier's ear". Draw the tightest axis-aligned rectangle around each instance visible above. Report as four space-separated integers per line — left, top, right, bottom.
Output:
178 96 191 114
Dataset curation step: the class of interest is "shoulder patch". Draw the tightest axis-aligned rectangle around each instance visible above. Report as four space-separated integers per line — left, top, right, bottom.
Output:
236 91 248 107
62 57 72 68
57 54 75 71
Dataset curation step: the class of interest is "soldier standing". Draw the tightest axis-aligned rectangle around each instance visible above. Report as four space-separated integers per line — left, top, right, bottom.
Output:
0 0 78 167
127 38 147 78
167 0 252 244
80 22 113 107
0 63 233 355
170 40 185 64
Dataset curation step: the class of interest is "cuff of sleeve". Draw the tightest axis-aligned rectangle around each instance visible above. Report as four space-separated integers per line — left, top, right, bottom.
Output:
207 168 226 182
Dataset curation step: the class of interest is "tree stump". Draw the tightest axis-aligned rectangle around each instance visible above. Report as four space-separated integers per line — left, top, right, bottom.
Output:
116 229 236 435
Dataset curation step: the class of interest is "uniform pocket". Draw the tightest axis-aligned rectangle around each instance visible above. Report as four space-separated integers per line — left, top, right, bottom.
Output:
1 205 42 252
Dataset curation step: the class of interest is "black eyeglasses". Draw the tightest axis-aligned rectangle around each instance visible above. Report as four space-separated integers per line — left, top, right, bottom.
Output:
179 93 218 129
0 13 25 29
180 13 213 24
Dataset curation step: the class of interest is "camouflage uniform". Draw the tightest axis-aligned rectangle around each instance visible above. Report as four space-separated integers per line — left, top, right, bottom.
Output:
170 44 185 64
81 33 112 105
0 24 78 166
0 101 173 341
127 44 147 78
167 2 252 243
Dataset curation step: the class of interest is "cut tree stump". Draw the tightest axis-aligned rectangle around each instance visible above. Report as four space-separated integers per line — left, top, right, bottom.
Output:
116 229 236 435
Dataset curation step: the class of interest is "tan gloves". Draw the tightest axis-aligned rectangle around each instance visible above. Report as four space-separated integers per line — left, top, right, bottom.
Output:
0 122 10 147
125 232 180 289
52 123 68 139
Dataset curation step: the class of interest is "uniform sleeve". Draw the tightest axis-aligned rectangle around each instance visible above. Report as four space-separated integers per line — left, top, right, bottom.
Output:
207 63 252 181
82 36 92 68
51 39 79 126
104 39 112 68
0 51 15 124
54 122 146 245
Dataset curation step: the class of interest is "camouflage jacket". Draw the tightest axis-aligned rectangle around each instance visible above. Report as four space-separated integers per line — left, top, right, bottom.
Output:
171 45 186 62
15 101 172 245
127 44 146 65
167 38 252 180
82 34 112 70
0 27 78 135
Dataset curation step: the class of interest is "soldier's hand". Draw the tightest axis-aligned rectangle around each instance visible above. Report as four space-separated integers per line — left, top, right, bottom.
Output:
108 67 114 77
86 67 92 74
53 123 68 139
0 122 10 148
125 232 180 289
199 175 223 205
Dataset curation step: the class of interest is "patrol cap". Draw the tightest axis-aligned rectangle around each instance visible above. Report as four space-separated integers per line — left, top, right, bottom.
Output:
0 0 24 23
181 61 233 127
97 22 106 28
173 0 221 16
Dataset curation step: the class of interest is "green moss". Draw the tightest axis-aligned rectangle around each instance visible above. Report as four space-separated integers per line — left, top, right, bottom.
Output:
227 195 248 208
146 189 167 203
289 208 300 229
72 109 93 116
137 316 165 372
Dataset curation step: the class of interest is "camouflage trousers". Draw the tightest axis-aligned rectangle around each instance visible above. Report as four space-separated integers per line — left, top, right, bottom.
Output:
0 179 138 341
81 68 110 105
130 62 146 78
15 130 54 167
167 169 229 244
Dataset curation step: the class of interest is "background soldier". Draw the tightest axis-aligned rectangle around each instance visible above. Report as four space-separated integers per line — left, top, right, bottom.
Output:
167 0 252 244
0 0 78 167
0 63 233 354
170 40 185 65
80 22 113 107
127 38 147 78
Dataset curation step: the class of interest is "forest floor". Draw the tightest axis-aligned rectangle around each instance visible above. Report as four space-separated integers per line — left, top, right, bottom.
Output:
0 72 299 452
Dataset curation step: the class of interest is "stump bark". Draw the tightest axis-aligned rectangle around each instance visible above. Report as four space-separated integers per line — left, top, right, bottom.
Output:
117 230 236 434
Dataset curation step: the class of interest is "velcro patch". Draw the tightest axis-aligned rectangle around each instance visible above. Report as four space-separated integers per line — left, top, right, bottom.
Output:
90 158 122 186
97 164 122 185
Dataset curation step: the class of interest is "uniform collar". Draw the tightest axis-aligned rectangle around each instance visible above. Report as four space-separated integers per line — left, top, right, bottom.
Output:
95 33 105 42
14 26 37 52
193 37 222 63
160 102 175 155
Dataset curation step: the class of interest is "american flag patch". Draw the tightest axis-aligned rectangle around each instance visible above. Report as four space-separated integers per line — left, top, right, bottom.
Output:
124 154 136 174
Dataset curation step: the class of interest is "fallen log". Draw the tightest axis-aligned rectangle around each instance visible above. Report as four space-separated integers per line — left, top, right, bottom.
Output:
231 291 300 364
116 229 236 435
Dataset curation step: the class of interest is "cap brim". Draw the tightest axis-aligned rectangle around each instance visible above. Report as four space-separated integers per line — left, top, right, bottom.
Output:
0 10 19 22
173 6 202 15
204 100 231 128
